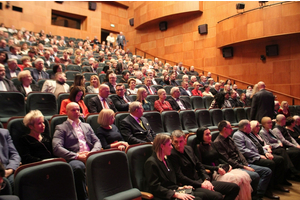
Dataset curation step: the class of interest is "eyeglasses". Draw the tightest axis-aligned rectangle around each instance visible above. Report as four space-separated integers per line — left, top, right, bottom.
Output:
0 181 6 191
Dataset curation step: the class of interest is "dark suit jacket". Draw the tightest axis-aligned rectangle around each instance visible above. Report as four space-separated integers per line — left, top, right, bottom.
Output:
167 97 191 111
0 128 21 171
0 78 18 91
5 68 20 79
82 66 94 73
88 95 117 113
142 85 157 95
52 121 101 161
119 115 155 144
250 89 274 122
30 68 49 82
170 80 179 86
110 95 133 111
210 88 219 96
179 88 192 96
16 83 40 96
144 153 178 199
168 146 210 188
106 82 116 94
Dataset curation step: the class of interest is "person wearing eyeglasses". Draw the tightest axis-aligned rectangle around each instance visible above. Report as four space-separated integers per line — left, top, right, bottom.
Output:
110 83 133 111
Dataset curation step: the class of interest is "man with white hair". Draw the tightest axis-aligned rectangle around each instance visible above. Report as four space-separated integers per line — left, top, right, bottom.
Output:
250 81 274 122
5 59 20 79
30 58 49 82
167 87 191 111
0 64 17 91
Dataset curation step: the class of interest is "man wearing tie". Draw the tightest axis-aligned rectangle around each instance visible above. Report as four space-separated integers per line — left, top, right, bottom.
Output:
30 58 49 82
142 76 157 95
110 83 133 111
88 84 117 113
180 81 192 96
167 87 191 111
105 73 117 94
5 59 20 79
0 64 17 91
147 70 158 85
116 31 126 50
120 101 156 144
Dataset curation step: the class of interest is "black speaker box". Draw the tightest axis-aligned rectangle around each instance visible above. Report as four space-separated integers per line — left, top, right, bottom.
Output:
89 2 96 11
159 21 168 31
222 47 233 58
198 24 208 34
129 18 134 26
266 44 278 56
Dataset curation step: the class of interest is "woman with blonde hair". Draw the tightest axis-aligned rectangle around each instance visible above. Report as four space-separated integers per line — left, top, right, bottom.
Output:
96 109 128 150
136 87 151 111
87 75 100 93
278 101 290 118
19 110 53 164
191 82 203 97
154 89 173 112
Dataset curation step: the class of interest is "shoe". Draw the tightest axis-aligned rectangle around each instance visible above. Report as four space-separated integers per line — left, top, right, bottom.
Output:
282 179 292 186
274 185 289 193
264 191 280 199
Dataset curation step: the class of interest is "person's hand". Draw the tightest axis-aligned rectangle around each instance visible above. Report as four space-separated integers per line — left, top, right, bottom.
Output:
218 167 226 175
243 166 255 172
5 169 13 178
77 152 89 163
120 141 129 147
118 145 126 151
260 155 267 159
279 142 283 147
201 180 214 191
297 145 300 149
178 185 193 190
174 193 195 200
228 165 232 172
265 153 274 160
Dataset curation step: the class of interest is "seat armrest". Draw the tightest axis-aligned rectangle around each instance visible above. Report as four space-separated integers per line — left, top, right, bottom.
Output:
141 191 154 199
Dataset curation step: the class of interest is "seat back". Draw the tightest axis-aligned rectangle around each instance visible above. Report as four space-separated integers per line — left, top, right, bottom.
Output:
161 111 182 133
195 109 213 127
0 92 26 122
203 96 214 109
186 134 199 151
7 117 50 151
190 96 204 109
65 71 80 80
179 110 198 131
244 107 251 120
66 64 81 72
99 74 106 83
234 107 247 122
86 150 140 200
26 92 57 117
209 109 223 126
56 93 70 114
222 108 237 124
85 113 99 134
115 112 130 130
37 79 47 90
163 85 173 95
143 111 165 133
145 95 159 111
84 93 98 112
50 115 68 137
14 158 77 200
83 72 97 81
211 131 219 141
152 85 163 91
180 95 191 105
126 143 153 191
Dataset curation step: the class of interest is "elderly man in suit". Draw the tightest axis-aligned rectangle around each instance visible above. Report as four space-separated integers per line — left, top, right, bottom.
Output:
0 128 21 195
120 101 156 144
167 87 191 111
41 72 69 98
0 64 17 91
5 59 20 79
233 120 288 197
180 81 192 96
116 31 126 50
110 83 133 111
250 81 274 122
88 84 117 113
142 76 157 95
53 102 101 200
210 82 221 96
105 73 117 94
30 58 49 82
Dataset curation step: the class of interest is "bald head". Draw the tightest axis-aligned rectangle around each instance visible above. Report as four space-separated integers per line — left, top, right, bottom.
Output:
99 84 110 98
276 114 286 126
257 81 265 90
66 102 81 122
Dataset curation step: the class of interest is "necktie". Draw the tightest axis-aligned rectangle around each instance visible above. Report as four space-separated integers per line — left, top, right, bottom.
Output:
139 119 146 130
102 98 109 109
39 72 42 79
123 96 128 103
148 86 153 94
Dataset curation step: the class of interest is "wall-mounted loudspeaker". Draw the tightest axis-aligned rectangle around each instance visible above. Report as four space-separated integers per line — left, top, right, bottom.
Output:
198 24 208 34
222 47 233 58
129 18 134 26
89 2 96 11
266 44 278 56
159 21 168 31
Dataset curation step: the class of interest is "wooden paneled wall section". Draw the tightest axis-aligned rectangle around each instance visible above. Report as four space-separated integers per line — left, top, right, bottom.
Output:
0 1 299 104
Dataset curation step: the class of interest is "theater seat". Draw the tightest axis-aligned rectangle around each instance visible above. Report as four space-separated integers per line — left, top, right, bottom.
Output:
179 110 198 132
86 150 141 200
195 109 217 130
0 92 26 123
222 108 239 126
126 143 154 200
84 93 98 113
56 93 70 113
209 109 223 126
234 107 247 122
85 113 99 134
83 72 97 81
145 95 159 111
244 107 251 120
161 111 188 134
190 96 204 109
143 111 167 134
115 112 130 130
203 96 214 109
14 158 77 200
